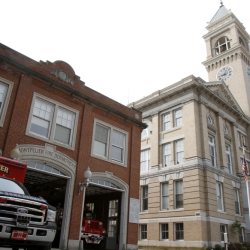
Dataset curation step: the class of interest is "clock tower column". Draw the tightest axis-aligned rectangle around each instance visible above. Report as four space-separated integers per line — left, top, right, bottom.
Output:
202 4 250 116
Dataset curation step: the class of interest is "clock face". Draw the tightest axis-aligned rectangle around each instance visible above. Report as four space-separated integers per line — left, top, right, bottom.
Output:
217 66 233 82
247 66 250 80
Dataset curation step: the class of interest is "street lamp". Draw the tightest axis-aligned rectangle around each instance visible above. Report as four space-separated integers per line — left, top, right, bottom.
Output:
78 167 92 195
10 144 21 160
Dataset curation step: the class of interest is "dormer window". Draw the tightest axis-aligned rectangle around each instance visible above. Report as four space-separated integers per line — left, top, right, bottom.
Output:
215 37 231 55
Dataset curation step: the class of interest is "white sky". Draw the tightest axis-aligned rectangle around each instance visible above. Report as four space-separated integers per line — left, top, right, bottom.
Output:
1 1 250 106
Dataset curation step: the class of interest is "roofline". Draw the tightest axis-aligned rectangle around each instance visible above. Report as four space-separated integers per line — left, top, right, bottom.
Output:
0 54 147 129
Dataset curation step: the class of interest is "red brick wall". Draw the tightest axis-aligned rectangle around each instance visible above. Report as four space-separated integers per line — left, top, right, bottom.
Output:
0 45 143 246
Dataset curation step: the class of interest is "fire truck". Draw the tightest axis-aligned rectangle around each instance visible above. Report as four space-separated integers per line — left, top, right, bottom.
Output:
0 157 57 250
81 206 106 248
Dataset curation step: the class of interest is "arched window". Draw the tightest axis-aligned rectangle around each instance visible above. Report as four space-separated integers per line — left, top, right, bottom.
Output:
141 128 149 139
215 37 231 55
239 37 245 47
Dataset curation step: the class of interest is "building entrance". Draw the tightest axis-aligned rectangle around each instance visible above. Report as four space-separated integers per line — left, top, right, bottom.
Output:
84 179 124 250
23 161 70 249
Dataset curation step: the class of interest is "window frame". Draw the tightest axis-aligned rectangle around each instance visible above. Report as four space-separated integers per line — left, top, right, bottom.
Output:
141 186 148 212
225 145 233 174
174 109 182 127
163 143 171 167
140 149 151 172
175 222 184 241
163 113 171 131
216 182 224 212
0 77 14 127
175 140 184 165
239 227 244 243
140 224 147 240
215 37 231 55
234 189 241 215
161 182 169 210
209 136 217 167
220 224 227 242
174 180 183 209
160 223 169 240
26 93 79 150
91 119 128 167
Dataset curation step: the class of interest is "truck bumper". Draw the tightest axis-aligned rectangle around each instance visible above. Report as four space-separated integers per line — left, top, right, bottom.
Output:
81 232 105 244
0 221 56 247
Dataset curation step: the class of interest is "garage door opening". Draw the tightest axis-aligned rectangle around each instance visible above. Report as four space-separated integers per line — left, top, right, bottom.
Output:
23 161 70 249
83 179 124 250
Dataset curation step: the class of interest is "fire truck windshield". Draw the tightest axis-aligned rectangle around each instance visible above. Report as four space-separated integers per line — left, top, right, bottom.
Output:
0 177 28 195
83 210 94 219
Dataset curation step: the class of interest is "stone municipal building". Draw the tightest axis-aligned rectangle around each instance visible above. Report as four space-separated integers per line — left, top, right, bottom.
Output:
0 42 146 249
129 4 250 248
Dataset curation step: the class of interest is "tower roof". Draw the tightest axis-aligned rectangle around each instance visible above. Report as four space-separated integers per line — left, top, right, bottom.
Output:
210 4 230 23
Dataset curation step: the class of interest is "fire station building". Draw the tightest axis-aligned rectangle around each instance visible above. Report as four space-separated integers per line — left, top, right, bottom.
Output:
0 43 145 250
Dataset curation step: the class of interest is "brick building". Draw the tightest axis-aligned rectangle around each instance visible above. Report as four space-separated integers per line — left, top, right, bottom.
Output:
128 3 250 249
0 43 146 250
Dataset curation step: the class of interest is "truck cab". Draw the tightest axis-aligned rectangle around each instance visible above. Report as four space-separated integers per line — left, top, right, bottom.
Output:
81 207 106 247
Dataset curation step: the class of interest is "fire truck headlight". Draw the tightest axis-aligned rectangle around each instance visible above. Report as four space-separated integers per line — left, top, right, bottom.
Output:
47 209 56 222
103 230 106 234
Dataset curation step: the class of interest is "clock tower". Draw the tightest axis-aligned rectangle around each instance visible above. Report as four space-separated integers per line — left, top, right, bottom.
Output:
202 3 250 116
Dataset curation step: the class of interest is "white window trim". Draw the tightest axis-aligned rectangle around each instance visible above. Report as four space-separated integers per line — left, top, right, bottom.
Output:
225 144 233 174
175 140 184 165
160 223 169 241
141 186 148 212
174 222 184 241
209 135 217 168
0 77 14 127
161 182 169 210
234 189 241 216
216 182 224 212
220 224 227 242
174 109 182 127
91 119 128 167
163 143 171 168
26 93 79 150
174 180 183 209
163 113 171 131
140 149 150 173
140 224 147 241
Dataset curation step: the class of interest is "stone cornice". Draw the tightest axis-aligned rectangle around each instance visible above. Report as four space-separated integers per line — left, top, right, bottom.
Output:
202 45 250 67
140 160 241 183
0 54 146 129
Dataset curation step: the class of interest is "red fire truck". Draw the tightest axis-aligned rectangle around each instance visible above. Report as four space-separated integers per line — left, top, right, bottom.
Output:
81 206 106 248
0 157 57 250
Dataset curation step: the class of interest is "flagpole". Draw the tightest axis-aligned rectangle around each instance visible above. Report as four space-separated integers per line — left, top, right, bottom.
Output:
243 145 250 222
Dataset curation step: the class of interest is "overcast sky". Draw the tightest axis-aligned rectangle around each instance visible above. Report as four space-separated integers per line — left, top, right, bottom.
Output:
1 1 250 106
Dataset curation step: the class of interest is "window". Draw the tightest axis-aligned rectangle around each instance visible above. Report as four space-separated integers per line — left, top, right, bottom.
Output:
175 223 184 240
226 145 232 173
209 136 216 167
175 140 184 164
163 113 171 130
161 183 169 210
174 109 182 127
238 132 247 148
239 228 244 243
92 119 128 166
140 150 150 172
234 189 240 215
109 200 118 217
161 224 169 240
163 143 171 167
0 77 14 127
215 37 231 55
239 37 245 47
27 93 78 150
175 180 183 209
140 224 147 240
141 186 148 211
207 115 213 125
220 225 227 242
216 182 224 211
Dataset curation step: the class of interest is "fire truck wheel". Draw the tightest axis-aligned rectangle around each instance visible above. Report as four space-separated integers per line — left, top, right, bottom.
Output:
12 248 19 250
